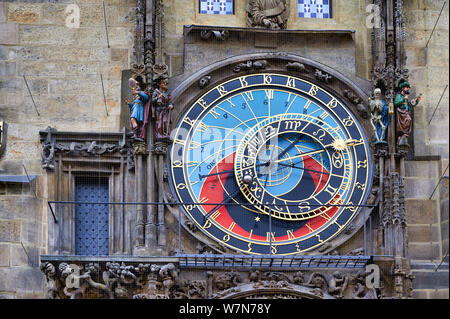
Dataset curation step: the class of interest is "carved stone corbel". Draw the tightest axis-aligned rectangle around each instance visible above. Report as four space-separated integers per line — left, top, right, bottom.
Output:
214 271 243 291
343 89 370 119
199 75 211 89
314 69 333 84
232 59 268 73
328 271 349 299
41 126 57 170
133 141 149 156
351 270 378 299
286 62 306 72
200 30 230 41
40 262 61 299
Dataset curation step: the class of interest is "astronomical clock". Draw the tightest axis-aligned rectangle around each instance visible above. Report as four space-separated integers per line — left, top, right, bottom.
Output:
169 73 373 255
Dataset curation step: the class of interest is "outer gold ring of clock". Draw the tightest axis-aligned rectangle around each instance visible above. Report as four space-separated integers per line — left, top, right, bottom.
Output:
170 74 372 254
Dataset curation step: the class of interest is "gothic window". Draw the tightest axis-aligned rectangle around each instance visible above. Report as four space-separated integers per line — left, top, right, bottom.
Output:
199 0 234 15
74 176 109 256
298 0 332 19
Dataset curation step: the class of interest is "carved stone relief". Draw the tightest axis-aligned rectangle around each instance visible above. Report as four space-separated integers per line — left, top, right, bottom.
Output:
41 260 384 299
39 127 135 171
246 0 289 30
200 30 230 41
232 59 268 73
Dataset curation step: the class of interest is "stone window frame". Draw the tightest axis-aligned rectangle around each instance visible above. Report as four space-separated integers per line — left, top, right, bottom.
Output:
40 128 136 257
198 0 235 16
297 0 332 19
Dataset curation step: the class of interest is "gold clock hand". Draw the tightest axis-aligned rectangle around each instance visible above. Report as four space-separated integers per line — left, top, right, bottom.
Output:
199 169 235 179
273 147 328 163
274 138 351 164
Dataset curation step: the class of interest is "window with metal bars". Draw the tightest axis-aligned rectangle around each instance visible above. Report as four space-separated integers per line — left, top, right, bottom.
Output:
74 176 109 256
298 0 332 19
199 0 234 15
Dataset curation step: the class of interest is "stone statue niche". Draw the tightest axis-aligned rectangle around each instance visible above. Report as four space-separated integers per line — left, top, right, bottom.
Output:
125 76 151 142
246 0 289 30
152 76 174 142
394 81 422 147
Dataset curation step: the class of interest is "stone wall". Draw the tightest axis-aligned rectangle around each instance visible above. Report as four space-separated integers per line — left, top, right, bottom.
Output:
164 0 373 80
0 0 448 299
404 0 449 160
0 0 136 298
403 0 449 299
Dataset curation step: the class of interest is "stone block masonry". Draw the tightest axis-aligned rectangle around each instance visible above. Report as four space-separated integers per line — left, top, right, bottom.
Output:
404 1 449 162
0 0 137 298
0 0 136 164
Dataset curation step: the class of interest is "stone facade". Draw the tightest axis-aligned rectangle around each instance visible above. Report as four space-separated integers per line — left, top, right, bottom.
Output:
0 0 136 298
0 0 448 299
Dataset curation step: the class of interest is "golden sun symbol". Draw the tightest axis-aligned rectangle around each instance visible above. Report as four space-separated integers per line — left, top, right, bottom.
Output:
332 139 347 152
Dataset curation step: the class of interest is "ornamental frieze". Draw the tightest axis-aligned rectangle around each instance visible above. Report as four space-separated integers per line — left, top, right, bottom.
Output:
39 127 135 171
40 260 385 299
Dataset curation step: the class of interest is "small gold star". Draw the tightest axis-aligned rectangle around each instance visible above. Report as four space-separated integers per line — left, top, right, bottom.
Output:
255 216 261 222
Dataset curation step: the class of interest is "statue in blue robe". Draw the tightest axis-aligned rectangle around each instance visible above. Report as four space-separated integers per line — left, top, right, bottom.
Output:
125 86 150 142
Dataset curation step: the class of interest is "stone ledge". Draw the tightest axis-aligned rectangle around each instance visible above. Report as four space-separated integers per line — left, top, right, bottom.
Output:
412 289 449 299
184 24 356 37
40 255 180 264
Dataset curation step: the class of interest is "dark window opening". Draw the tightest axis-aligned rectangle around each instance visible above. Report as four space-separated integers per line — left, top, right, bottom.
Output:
75 176 109 256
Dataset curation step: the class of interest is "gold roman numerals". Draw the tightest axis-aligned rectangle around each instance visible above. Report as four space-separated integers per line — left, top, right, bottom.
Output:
266 232 276 242
287 229 295 240
197 122 208 133
209 109 221 119
242 91 254 101
265 89 274 100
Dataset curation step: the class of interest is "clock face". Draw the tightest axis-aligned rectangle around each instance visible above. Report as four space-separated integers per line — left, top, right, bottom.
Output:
169 73 372 255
